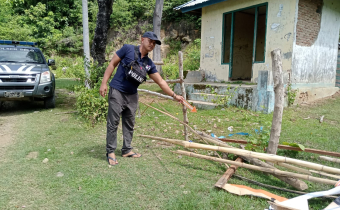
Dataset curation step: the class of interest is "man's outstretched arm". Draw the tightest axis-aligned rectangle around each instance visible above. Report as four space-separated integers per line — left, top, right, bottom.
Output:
149 72 184 102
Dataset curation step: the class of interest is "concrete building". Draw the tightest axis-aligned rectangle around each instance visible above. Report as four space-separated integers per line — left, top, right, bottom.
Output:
175 0 340 112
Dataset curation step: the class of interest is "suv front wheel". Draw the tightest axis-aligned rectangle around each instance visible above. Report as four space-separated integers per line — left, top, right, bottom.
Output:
44 94 55 109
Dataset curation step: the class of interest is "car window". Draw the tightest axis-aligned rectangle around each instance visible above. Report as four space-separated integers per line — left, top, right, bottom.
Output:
0 47 45 64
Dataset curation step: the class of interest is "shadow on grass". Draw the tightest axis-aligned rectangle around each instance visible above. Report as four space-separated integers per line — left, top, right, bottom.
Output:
0 101 46 117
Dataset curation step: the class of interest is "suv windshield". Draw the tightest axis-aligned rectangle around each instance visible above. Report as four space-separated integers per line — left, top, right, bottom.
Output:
0 47 44 64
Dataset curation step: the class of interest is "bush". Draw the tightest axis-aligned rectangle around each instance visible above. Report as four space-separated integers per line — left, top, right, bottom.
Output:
53 56 85 79
75 83 108 125
183 39 201 71
162 38 201 79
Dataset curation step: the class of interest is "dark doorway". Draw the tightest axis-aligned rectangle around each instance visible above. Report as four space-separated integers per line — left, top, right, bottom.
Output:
222 4 267 81
231 8 255 80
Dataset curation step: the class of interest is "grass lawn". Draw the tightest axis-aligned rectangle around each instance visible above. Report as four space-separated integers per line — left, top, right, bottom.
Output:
0 79 339 209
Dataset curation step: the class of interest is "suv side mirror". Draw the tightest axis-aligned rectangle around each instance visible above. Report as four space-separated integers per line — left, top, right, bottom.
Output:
48 59 55 66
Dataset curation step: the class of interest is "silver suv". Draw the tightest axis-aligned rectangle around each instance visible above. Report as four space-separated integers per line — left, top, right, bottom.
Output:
0 40 56 109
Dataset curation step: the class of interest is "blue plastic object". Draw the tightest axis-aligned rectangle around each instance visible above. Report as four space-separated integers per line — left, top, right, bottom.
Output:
0 40 37 46
228 132 250 137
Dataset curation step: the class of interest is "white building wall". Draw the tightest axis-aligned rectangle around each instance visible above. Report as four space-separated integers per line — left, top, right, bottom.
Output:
292 0 340 88
200 0 297 82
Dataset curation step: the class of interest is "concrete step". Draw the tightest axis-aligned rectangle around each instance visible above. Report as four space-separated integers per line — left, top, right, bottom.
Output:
189 92 229 103
187 100 218 110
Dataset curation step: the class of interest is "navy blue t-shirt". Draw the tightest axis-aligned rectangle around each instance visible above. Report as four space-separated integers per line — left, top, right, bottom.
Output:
109 44 158 94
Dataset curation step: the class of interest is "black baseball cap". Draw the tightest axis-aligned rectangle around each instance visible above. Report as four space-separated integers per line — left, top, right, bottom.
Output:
142 31 161 45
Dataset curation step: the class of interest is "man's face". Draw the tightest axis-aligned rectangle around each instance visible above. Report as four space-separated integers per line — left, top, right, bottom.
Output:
141 37 156 52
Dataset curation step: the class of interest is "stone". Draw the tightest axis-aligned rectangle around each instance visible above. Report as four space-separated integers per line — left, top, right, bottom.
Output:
182 36 192 42
170 29 178 39
161 44 170 59
42 158 49 163
62 67 67 74
56 172 64 177
26 151 38 159
184 70 205 82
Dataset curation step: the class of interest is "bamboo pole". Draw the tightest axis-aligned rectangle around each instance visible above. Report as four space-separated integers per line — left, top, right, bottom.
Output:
320 156 340 163
274 162 312 175
140 99 155 116
145 79 181 84
309 170 340 180
137 103 233 148
137 103 307 189
173 150 337 186
218 138 340 158
140 135 340 175
198 131 307 190
179 51 189 141
138 89 173 100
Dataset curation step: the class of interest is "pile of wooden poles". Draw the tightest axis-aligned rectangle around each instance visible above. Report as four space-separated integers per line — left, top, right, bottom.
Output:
138 101 340 192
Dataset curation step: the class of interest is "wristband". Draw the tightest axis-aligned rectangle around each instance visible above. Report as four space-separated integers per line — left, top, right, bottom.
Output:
172 92 175 98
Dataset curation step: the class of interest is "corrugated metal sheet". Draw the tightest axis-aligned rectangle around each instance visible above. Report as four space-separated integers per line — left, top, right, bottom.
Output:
174 0 211 11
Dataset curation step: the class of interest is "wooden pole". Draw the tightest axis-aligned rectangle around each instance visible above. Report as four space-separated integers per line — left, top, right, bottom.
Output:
320 156 340 163
309 170 340 180
145 79 181 84
197 132 308 190
137 103 233 148
274 162 312 175
138 89 174 100
174 150 337 186
267 49 284 155
217 138 340 158
140 135 340 175
179 51 189 141
215 157 243 188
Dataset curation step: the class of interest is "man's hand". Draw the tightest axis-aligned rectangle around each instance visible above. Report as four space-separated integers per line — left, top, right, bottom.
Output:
174 94 184 103
100 83 108 97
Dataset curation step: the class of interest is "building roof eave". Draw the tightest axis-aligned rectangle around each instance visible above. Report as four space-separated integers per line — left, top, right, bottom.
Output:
174 0 228 13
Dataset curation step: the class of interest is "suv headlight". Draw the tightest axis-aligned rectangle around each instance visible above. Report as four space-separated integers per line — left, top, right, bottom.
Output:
40 71 51 84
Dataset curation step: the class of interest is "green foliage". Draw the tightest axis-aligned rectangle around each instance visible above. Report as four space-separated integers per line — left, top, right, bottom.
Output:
75 61 111 125
162 56 180 80
163 0 201 28
287 83 298 106
183 39 201 71
75 83 109 126
205 84 237 107
54 56 85 79
2 1 98 55
245 127 270 152
282 142 305 151
162 39 201 79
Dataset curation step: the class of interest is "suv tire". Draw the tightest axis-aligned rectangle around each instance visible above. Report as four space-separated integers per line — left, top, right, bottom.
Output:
44 94 55 109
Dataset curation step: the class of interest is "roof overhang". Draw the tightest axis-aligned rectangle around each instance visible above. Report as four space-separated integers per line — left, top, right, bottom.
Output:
174 0 228 13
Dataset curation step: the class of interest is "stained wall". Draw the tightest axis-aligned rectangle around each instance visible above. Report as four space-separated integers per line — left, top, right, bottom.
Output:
200 0 297 82
292 0 340 88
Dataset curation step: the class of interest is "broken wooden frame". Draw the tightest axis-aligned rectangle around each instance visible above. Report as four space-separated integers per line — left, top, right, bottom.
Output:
139 102 308 190
172 150 336 185
139 135 340 176
138 51 189 140
217 138 340 158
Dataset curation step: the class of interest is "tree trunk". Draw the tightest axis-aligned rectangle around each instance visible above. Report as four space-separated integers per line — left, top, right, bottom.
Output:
267 49 284 155
91 0 114 66
153 0 164 76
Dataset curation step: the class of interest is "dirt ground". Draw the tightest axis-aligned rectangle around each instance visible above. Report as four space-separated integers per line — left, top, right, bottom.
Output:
0 106 16 161
0 100 43 161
